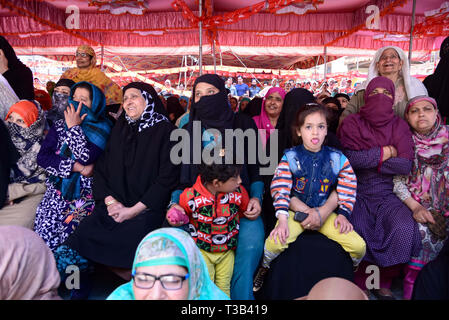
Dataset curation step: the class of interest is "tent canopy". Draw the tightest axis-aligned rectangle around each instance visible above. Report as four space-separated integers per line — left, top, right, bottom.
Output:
0 0 447 86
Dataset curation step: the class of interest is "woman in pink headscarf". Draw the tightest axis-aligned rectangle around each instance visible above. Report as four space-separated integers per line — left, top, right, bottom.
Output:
253 87 286 148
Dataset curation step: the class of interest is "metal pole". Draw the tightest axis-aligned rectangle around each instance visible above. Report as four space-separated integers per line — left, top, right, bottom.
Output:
323 46 327 80
408 0 417 65
212 39 217 73
199 0 203 76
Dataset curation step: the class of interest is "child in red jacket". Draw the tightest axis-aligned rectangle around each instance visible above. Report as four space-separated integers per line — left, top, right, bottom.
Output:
167 163 250 297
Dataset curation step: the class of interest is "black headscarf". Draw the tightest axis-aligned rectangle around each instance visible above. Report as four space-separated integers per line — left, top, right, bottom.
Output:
0 36 25 70
166 96 185 124
276 88 316 154
180 74 235 188
0 120 19 209
0 36 34 100
424 36 449 120
322 96 342 134
241 97 263 118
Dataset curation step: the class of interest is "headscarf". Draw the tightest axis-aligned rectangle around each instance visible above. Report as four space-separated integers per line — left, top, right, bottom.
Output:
60 45 123 105
423 36 449 120
179 95 190 110
123 82 169 132
252 87 286 146
107 228 229 300
238 97 251 113
322 96 342 134
277 88 316 152
5 100 46 183
166 96 185 124
356 46 428 104
48 81 112 201
338 76 414 160
0 226 61 300
0 35 26 70
33 89 52 111
5 100 38 127
241 96 262 118
0 120 19 209
404 96 449 215
47 78 76 125
180 74 235 188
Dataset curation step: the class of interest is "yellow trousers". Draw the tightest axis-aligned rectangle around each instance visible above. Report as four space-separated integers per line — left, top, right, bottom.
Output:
263 211 366 267
200 249 235 297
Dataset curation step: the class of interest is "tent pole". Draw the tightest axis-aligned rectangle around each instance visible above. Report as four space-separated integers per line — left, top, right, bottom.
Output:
323 46 327 80
408 0 417 65
199 0 203 76
212 39 217 73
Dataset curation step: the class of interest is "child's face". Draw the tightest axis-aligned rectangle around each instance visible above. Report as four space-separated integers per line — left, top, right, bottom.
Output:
6 112 27 128
297 112 327 153
215 175 242 194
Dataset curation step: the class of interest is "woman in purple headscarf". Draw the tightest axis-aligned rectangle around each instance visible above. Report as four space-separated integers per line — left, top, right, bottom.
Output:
253 87 286 148
338 76 422 299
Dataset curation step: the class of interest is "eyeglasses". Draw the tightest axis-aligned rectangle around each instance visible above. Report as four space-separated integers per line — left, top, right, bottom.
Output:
132 272 189 290
75 52 92 58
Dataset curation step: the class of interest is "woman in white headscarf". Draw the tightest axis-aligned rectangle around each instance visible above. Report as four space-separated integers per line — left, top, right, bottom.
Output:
340 46 428 122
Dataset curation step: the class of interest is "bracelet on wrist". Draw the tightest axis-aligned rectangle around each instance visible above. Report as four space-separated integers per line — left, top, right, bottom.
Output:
315 208 322 226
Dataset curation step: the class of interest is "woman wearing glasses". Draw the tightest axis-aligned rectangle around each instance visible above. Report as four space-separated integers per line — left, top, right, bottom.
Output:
107 228 228 300
60 45 122 108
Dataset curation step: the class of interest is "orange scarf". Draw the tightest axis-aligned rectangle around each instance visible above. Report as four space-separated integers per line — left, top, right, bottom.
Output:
5 100 38 127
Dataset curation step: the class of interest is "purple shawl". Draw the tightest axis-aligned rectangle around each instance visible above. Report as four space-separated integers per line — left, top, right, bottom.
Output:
253 86 286 146
338 76 414 160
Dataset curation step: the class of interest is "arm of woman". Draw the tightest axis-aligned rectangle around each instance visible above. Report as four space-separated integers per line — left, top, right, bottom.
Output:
343 147 382 170
403 197 435 225
37 124 76 179
139 124 181 212
379 157 412 176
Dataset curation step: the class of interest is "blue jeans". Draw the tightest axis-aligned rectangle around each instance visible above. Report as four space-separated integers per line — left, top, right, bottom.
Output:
231 216 265 300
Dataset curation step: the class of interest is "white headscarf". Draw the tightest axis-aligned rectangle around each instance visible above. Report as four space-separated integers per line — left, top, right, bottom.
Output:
356 46 428 100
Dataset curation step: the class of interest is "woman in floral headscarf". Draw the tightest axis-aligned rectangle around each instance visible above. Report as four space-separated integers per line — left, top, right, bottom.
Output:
60 45 122 106
393 96 449 299
107 228 229 300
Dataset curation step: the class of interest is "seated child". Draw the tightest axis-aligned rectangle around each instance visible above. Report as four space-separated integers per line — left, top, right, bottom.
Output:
166 163 250 297
253 103 366 292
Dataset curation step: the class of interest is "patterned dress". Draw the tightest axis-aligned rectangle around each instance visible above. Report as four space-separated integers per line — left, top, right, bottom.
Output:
34 120 102 250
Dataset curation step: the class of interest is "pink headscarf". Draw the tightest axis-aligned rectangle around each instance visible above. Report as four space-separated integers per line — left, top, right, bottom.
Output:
0 226 62 300
253 87 286 146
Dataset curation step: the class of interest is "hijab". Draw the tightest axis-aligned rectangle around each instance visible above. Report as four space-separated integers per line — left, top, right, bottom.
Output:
60 45 123 105
180 74 235 188
0 35 26 70
123 82 169 132
252 87 286 146
277 88 316 152
166 96 185 124
0 120 19 209
423 36 449 120
338 76 414 160
5 100 46 184
405 96 449 215
47 78 76 126
48 81 112 201
107 228 229 300
321 97 342 134
356 46 428 101
0 226 61 300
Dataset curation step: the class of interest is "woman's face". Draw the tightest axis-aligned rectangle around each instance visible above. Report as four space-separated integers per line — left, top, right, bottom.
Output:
75 50 93 69
6 112 27 128
123 88 147 120
133 264 189 300
73 87 92 108
406 100 438 135
336 97 349 109
230 98 238 112
325 102 339 111
194 82 220 103
54 85 71 96
264 92 283 119
240 100 249 111
368 87 393 99
376 48 403 77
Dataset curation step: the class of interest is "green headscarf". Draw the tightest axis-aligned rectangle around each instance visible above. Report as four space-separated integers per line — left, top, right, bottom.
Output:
107 228 229 300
